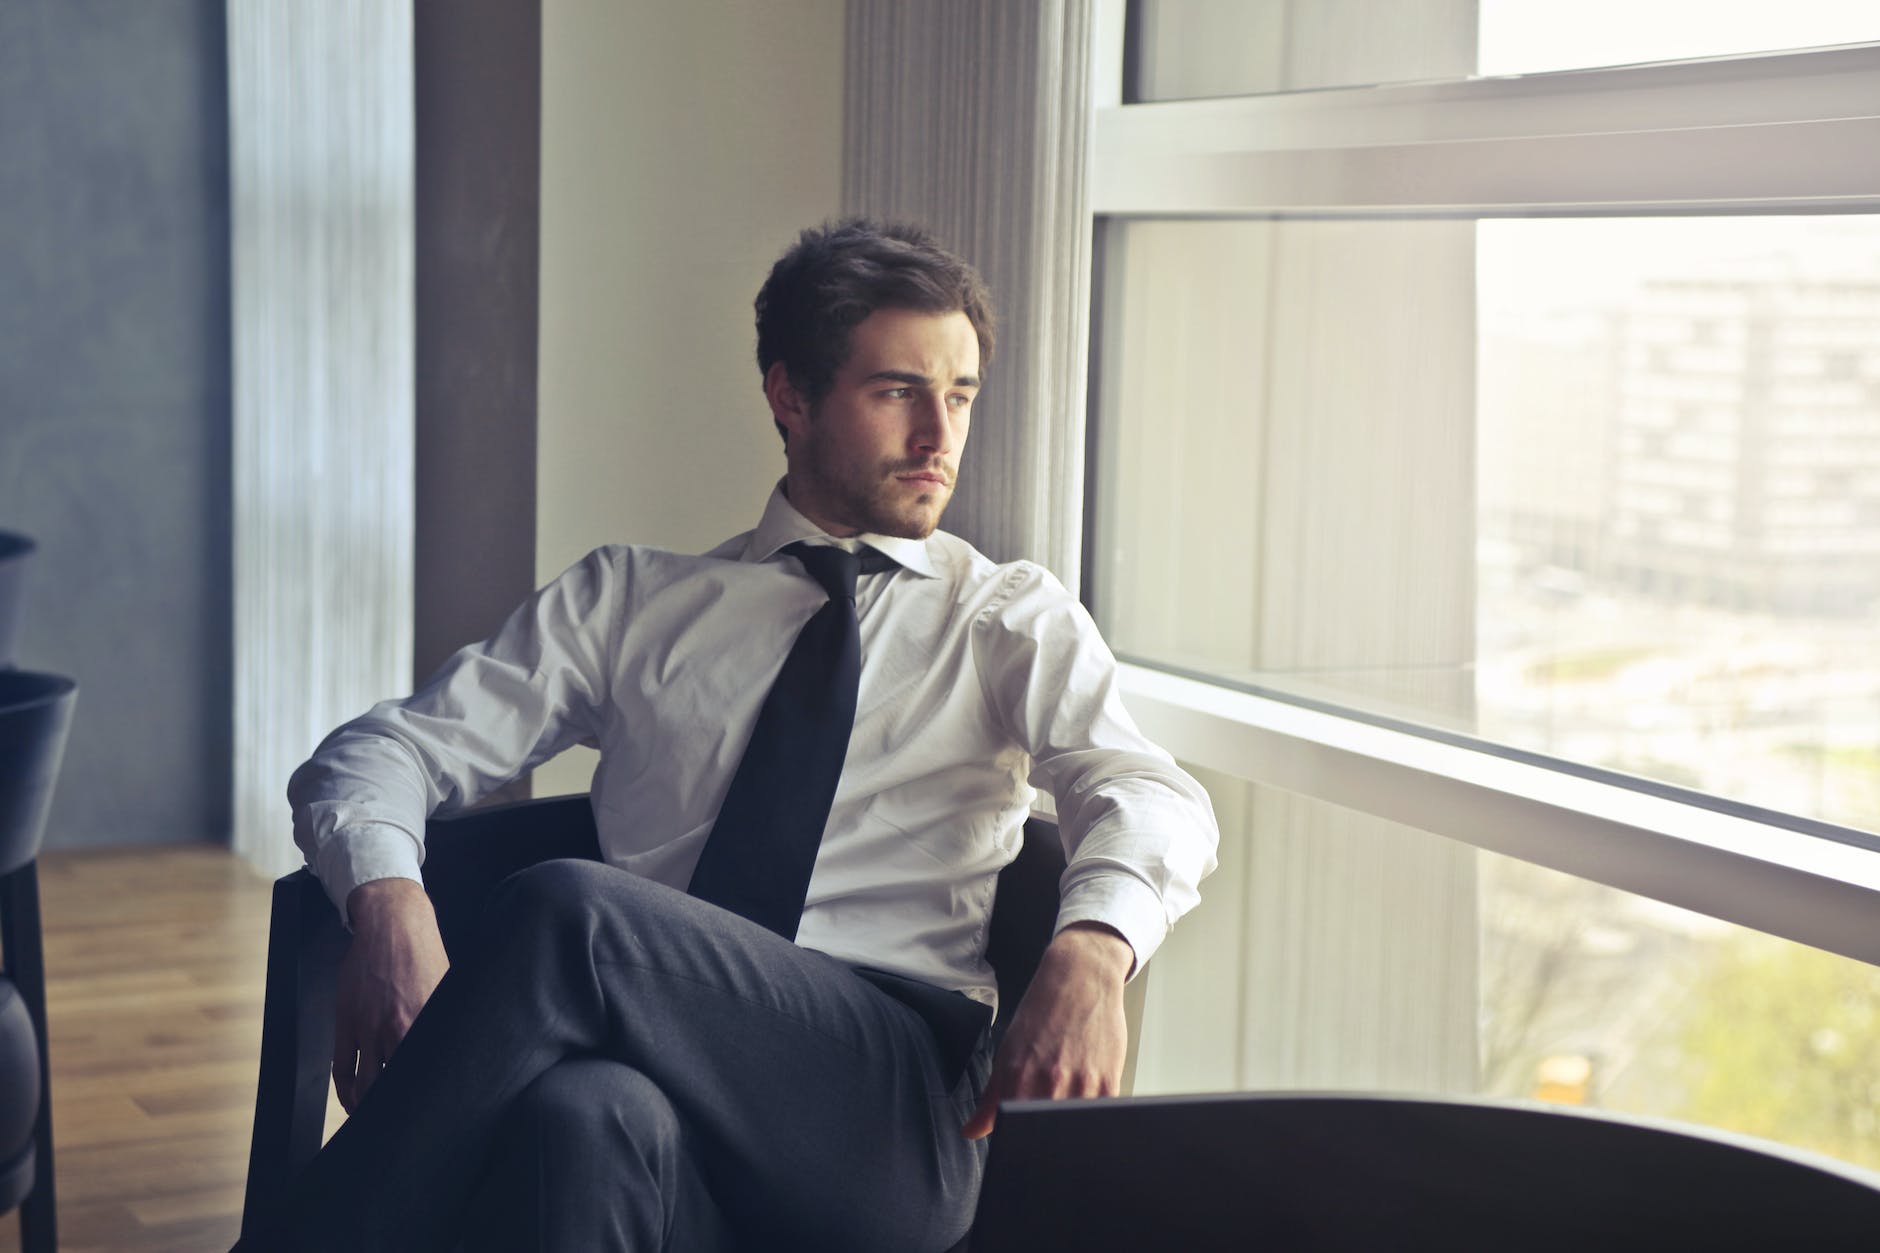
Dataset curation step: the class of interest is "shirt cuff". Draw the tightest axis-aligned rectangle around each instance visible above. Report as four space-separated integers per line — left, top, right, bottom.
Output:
311 821 426 929
1053 873 1170 981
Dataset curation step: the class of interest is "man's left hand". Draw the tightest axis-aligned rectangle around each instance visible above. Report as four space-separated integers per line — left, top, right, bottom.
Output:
962 921 1133 1139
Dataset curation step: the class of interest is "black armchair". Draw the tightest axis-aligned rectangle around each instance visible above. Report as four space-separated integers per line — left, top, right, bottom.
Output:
0 668 77 1253
970 1090 1880 1250
241 794 1067 1240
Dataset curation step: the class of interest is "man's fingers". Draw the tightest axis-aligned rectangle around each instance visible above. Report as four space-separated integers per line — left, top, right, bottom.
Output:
962 1058 1015 1140
963 1062 1103 1140
353 1043 384 1109
962 1086 1000 1140
331 1032 359 1114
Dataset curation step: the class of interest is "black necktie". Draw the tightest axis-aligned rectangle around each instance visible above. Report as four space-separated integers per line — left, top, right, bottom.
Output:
687 542 864 938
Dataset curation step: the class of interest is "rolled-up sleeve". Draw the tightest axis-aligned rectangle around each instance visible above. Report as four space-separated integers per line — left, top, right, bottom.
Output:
973 563 1219 975
289 548 620 923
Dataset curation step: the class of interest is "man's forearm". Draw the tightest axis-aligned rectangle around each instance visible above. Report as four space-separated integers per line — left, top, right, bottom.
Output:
332 877 450 1113
348 876 435 933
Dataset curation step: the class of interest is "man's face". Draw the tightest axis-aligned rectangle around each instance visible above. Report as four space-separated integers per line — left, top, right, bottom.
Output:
772 307 980 540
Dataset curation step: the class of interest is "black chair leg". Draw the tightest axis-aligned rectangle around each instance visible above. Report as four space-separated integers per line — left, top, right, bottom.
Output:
1 863 56 1253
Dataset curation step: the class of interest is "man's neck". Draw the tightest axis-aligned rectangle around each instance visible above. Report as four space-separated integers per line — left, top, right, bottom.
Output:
780 479 862 539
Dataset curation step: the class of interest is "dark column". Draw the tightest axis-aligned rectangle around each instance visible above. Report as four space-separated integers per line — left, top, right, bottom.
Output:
413 0 542 709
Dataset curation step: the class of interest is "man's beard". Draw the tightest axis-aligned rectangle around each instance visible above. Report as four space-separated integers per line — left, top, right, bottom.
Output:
803 442 954 540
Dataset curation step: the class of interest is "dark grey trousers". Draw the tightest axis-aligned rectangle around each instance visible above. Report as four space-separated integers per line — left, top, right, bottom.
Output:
239 860 990 1253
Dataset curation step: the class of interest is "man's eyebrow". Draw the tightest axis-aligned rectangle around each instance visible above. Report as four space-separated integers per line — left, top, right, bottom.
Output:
863 369 981 389
864 370 930 387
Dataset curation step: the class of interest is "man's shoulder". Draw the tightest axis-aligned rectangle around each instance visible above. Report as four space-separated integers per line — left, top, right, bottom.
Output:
559 540 748 595
924 531 1073 609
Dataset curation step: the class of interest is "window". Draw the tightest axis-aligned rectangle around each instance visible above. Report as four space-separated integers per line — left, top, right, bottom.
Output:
1093 214 1880 831
1090 1 1880 1168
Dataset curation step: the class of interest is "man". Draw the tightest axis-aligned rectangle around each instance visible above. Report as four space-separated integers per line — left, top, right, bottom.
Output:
241 219 1217 1252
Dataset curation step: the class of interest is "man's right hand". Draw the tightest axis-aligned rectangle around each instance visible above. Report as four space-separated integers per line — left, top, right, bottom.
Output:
332 877 450 1115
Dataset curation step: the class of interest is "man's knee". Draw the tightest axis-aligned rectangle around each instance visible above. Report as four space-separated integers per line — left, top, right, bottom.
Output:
487 857 632 930
478 1060 699 1252
510 1058 682 1169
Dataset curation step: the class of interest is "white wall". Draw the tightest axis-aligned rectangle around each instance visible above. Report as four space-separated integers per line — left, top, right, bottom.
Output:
534 0 845 796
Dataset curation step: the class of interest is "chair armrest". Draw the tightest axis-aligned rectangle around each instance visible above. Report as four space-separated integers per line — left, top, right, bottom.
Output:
241 867 346 1238
242 793 602 1236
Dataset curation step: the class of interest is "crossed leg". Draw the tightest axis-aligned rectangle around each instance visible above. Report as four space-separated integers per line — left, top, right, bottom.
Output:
458 1058 737 1251
238 860 987 1252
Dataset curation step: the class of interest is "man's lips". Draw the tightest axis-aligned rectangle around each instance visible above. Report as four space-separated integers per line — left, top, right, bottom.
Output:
896 470 951 487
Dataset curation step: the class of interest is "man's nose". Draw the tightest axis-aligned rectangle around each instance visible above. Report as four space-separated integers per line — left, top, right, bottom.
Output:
911 395 950 453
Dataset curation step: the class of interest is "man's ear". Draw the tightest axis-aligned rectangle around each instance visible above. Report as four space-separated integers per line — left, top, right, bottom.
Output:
765 362 812 443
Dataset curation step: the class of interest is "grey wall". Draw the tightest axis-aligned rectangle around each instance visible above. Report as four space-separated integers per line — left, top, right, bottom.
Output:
0 0 232 848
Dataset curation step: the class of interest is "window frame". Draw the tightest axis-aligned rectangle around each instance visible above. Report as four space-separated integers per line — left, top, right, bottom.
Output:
1094 43 1880 217
1085 3 1880 966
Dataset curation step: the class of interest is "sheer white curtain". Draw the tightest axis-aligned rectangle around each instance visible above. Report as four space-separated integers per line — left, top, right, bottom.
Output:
1106 218 1483 1095
1103 1 1483 1096
844 0 1094 586
228 0 415 878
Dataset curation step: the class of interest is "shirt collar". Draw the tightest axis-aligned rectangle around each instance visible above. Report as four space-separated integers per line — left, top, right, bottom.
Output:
741 482 942 579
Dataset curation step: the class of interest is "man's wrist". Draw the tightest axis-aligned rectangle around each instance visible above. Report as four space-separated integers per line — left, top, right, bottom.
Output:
346 876 431 933
1052 921 1136 980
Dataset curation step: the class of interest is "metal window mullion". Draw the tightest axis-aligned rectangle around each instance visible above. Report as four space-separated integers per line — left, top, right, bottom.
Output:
1118 663 1880 968
1093 45 1880 216
1095 115 1880 216
1100 46 1880 150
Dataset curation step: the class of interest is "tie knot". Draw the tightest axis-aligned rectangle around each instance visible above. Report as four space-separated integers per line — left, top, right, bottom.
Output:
786 543 862 601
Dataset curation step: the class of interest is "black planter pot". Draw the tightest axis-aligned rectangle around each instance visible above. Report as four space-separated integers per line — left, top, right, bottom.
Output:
0 671 74 876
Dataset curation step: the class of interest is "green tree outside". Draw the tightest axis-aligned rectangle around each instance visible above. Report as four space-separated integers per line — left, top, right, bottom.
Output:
1674 933 1880 1172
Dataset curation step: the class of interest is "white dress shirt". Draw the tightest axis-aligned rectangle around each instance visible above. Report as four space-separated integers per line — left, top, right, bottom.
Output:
290 486 1218 1011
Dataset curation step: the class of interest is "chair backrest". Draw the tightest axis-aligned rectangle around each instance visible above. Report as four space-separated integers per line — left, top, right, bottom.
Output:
419 793 602 958
413 794 1067 1014
243 794 1067 1234
971 1092 1880 1251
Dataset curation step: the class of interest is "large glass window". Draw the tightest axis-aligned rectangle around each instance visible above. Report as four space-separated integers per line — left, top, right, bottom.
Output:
1090 214 1880 837
1096 0 1880 1175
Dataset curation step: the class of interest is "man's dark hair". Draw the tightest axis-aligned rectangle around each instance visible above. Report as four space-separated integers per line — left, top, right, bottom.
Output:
755 219 996 439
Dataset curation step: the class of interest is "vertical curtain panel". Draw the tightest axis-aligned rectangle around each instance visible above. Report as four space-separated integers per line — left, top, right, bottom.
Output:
228 0 415 879
844 0 1094 588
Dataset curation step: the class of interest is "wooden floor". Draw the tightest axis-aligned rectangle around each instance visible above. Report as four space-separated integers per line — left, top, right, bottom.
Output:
0 846 277 1253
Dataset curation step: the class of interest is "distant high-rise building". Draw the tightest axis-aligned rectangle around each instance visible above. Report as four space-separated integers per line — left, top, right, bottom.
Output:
1604 273 1880 615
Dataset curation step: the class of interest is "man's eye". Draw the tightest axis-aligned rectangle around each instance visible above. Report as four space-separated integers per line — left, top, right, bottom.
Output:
884 388 911 400
948 394 973 408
